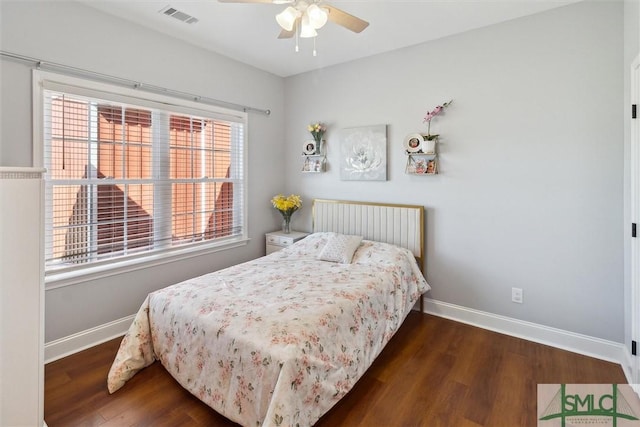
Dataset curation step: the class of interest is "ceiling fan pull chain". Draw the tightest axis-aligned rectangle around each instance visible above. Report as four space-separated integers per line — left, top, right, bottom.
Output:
295 19 300 52
313 36 317 57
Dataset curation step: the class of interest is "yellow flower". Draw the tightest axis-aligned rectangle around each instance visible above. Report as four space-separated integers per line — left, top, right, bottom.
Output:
308 122 326 144
271 194 302 215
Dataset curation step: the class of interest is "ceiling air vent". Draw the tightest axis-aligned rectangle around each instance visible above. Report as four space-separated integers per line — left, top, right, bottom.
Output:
159 5 199 24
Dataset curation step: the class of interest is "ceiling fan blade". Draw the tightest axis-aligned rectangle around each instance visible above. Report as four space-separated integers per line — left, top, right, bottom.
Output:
218 0 282 3
324 5 369 33
278 28 295 39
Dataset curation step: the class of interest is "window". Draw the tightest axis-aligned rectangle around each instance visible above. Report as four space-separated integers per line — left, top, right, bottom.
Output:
35 71 247 283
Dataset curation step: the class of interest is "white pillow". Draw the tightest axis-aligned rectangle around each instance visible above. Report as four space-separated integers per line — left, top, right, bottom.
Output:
317 234 363 264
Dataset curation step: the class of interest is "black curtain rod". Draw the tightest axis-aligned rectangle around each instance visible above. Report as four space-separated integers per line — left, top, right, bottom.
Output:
0 50 271 116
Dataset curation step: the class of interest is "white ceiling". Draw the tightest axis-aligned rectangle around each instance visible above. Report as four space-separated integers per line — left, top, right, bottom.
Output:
79 0 580 77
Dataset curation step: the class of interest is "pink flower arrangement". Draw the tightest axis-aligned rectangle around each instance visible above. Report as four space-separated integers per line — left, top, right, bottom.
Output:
423 100 452 140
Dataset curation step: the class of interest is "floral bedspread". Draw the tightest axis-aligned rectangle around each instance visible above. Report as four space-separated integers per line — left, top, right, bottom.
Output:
107 232 430 427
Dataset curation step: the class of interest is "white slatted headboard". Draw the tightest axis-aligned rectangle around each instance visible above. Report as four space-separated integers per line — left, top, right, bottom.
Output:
312 199 424 268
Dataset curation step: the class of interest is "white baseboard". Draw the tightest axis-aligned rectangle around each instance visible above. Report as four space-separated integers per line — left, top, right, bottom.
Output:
44 315 134 363
621 347 636 384
44 299 628 372
423 298 626 365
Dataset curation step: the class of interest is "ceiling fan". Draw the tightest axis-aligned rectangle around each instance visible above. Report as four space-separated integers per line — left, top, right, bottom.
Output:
219 0 369 55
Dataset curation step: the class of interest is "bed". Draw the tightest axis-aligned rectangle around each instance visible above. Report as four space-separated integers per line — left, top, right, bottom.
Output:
107 199 430 426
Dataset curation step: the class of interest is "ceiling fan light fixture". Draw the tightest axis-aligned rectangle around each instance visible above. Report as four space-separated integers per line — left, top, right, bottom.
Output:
276 6 298 32
299 14 317 38
306 4 328 29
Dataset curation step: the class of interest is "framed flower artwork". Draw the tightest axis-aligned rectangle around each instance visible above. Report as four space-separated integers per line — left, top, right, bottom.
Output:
339 124 387 181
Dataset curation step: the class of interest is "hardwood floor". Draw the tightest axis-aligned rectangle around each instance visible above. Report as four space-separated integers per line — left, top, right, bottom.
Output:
45 312 626 426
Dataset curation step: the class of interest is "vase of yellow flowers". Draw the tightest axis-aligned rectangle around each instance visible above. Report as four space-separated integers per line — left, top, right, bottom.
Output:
308 122 326 155
271 194 302 234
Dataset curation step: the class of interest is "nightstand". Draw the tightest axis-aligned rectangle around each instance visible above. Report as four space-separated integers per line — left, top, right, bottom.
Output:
265 230 309 254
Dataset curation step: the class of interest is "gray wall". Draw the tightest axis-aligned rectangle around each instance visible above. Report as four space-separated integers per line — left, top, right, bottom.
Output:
0 0 630 346
0 1 287 341
284 1 625 342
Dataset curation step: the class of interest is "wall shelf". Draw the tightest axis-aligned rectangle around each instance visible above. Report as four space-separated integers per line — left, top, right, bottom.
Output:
301 154 326 173
405 152 438 175
301 139 326 173
404 134 438 175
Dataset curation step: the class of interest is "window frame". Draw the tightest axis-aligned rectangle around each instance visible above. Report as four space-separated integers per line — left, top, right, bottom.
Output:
33 70 249 289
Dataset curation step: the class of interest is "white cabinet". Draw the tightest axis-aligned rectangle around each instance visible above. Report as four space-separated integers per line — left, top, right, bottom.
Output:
265 230 309 254
0 167 45 427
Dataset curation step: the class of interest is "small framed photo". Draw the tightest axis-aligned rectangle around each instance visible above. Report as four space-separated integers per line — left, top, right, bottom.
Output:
404 133 423 153
426 159 437 174
413 159 427 174
303 140 317 155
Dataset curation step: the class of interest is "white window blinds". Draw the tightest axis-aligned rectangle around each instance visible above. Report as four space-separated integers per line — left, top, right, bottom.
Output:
37 73 247 276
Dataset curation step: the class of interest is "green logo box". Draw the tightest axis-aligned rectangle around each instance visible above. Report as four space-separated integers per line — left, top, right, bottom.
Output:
538 384 640 427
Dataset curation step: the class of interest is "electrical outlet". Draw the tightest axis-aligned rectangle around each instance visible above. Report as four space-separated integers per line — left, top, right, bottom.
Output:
512 287 523 304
